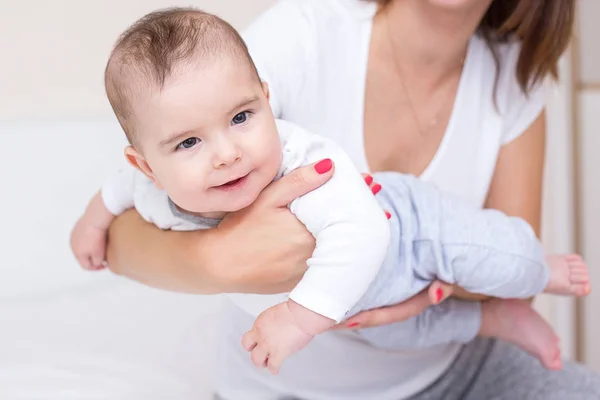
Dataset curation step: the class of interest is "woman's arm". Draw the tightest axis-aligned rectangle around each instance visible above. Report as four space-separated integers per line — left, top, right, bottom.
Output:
452 111 546 301
105 210 220 293
105 161 334 295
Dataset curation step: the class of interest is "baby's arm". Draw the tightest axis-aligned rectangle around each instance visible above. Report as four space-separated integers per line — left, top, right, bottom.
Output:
242 121 390 373
70 167 137 270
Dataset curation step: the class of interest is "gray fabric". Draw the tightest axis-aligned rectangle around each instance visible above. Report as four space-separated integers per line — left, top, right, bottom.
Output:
409 337 600 400
167 197 221 227
347 172 548 350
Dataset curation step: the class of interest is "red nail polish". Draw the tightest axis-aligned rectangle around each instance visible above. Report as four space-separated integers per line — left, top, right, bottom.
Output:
364 175 373 186
314 158 333 174
371 184 382 195
436 288 444 303
347 322 360 328
385 211 391 219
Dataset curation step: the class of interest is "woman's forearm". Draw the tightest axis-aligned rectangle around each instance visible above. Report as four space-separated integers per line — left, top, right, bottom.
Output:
105 209 222 294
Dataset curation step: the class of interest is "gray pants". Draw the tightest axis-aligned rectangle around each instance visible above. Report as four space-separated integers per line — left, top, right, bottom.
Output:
410 337 600 400
347 172 550 349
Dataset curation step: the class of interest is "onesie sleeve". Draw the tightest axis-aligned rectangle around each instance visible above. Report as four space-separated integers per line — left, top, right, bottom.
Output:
100 165 138 216
277 120 390 322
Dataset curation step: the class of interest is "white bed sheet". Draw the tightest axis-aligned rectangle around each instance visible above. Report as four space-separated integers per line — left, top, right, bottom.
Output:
0 118 220 399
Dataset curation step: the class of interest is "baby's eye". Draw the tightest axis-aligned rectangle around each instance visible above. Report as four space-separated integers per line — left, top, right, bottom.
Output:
232 111 248 125
176 137 200 150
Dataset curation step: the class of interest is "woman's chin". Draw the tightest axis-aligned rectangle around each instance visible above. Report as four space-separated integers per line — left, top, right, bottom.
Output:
426 0 485 9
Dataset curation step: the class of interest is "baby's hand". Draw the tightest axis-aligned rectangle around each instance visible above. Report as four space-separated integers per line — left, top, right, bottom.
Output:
70 192 115 270
70 216 109 271
241 302 318 375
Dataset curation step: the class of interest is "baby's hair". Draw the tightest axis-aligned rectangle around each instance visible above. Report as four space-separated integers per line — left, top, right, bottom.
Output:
105 7 260 145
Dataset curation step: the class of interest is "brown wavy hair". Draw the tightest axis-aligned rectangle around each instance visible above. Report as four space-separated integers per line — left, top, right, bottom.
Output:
373 0 576 94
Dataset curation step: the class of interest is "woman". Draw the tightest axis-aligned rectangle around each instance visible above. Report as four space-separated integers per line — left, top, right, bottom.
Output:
106 0 600 398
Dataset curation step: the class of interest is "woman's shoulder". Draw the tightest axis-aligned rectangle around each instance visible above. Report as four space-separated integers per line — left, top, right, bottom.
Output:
470 35 546 106
468 35 547 143
469 35 524 87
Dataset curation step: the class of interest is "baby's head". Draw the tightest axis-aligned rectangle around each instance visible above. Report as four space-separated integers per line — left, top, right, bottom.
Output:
105 8 282 217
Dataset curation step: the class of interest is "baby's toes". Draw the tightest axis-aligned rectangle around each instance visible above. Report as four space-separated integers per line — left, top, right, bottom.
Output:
570 267 590 284
570 281 591 297
578 283 591 296
565 253 583 263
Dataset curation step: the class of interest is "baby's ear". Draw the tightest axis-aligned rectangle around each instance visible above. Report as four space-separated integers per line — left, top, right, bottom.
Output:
124 146 163 190
262 81 270 100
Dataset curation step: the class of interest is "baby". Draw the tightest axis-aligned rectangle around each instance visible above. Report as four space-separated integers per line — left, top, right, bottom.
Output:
71 8 590 375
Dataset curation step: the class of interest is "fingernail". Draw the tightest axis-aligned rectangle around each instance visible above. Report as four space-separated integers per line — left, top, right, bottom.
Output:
347 322 360 328
315 158 333 174
385 211 391 219
436 288 444 303
371 184 382 195
364 175 373 186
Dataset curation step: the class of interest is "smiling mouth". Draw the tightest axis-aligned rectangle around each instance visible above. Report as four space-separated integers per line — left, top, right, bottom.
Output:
214 173 249 190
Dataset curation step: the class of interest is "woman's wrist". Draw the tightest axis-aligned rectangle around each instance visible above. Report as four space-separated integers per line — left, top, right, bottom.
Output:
200 225 276 294
450 286 491 302
192 226 237 293
105 210 223 294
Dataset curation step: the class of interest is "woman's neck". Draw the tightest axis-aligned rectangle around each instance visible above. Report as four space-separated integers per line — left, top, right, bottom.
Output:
378 0 491 85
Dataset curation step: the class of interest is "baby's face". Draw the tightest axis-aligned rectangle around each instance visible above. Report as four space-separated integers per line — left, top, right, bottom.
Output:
130 57 282 217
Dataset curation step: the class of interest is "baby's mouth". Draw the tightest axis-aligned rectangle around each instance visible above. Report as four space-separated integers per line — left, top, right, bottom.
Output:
222 177 243 186
214 173 249 190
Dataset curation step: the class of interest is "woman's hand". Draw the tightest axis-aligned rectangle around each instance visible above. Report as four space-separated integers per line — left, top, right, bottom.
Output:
362 173 391 219
332 281 453 330
203 159 336 294
205 164 393 294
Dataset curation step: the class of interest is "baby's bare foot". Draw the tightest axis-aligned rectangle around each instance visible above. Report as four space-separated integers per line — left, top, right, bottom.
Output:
480 299 562 370
545 254 591 297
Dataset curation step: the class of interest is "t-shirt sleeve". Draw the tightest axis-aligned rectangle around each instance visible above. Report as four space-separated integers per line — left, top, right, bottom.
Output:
241 0 315 118
497 43 548 145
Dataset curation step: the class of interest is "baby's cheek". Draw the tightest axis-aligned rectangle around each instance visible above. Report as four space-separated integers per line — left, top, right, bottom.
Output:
164 176 206 209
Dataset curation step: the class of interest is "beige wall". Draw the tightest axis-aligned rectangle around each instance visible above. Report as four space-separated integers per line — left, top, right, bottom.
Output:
572 0 600 370
0 0 276 120
579 0 600 86
579 90 600 369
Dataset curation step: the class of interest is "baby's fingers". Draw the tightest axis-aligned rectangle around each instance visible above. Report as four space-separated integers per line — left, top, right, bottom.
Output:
241 330 257 352
250 344 269 368
75 253 93 270
267 351 284 375
91 253 106 270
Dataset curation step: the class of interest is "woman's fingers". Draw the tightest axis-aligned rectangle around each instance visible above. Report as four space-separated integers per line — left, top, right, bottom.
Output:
331 281 453 330
259 159 334 208
362 173 390 219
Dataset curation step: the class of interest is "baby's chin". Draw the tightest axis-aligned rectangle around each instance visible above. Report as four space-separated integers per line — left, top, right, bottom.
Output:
218 189 263 214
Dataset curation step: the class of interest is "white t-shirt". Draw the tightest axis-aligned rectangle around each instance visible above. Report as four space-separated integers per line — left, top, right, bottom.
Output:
102 120 390 323
216 1 547 399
